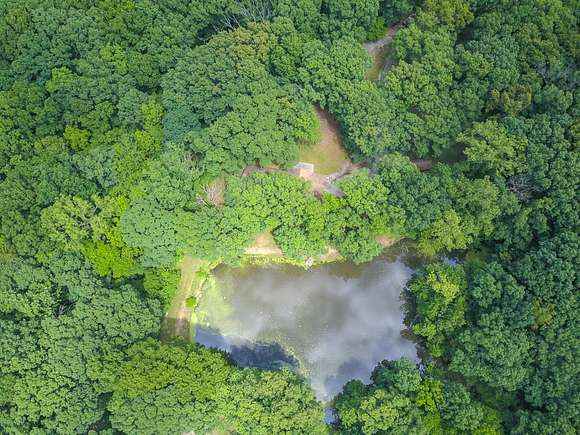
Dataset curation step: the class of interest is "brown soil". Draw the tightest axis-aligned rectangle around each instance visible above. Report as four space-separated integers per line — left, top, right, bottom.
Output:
376 235 401 248
244 232 283 256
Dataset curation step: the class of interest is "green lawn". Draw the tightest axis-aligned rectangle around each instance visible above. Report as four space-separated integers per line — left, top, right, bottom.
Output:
299 107 348 175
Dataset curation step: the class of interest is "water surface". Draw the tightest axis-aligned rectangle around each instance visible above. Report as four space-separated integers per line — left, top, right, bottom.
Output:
195 250 419 400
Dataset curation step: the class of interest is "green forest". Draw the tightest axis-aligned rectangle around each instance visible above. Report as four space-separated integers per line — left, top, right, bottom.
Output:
0 0 578 433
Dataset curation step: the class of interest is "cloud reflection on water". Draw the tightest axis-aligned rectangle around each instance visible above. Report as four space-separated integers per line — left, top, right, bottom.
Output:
195 256 418 400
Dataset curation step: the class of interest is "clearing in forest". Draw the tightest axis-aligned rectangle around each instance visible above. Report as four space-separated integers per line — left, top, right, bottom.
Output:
244 231 283 256
299 106 347 175
161 256 205 340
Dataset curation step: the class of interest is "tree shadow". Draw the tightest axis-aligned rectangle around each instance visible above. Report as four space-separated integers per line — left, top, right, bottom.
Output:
195 326 299 370
160 316 190 342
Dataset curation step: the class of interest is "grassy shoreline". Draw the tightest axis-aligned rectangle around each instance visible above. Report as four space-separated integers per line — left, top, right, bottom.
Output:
164 234 404 341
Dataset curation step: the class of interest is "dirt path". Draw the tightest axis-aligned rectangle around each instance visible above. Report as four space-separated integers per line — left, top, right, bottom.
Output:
362 25 401 55
362 24 402 80
161 256 205 340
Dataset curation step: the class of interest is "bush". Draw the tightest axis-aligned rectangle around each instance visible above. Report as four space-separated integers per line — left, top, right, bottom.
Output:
367 17 386 40
185 296 197 309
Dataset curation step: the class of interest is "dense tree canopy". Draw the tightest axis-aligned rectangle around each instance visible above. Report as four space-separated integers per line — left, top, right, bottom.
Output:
0 0 577 433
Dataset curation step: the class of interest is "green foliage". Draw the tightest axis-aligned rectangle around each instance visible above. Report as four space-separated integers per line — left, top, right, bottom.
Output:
0 258 56 318
334 358 501 434
273 0 323 33
143 267 180 306
84 193 140 279
189 90 318 175
0 152 97 260
377 154 500 256
366 16 386 41
120 199 178 267
452 324 533 392
177 206 260 265
271 23 370 105
0 257 162 434
185 296 197 308
162 23 318 174
408 263 466 357
418 210 471 256
178 172 327 263
422 0 473 31
40 195 94 253
334 361 423 434
107 339 232 434
338 386 420 434
223 368 327 435
1 0 578 433
318 0 380 41
139 144 201 210
106 339 326 435
460 120 528 178
380 0 414 25
323 170 403 262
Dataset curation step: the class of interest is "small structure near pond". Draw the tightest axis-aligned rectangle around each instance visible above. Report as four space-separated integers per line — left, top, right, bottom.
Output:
292 162 315 179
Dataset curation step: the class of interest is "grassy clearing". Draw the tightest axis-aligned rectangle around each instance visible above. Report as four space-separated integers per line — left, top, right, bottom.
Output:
161 256 206 340
299 107 347 175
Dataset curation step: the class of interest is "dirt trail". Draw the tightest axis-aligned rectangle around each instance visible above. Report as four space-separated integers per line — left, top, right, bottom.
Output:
362 24 402 80
363 25 401 55
161 256 205 340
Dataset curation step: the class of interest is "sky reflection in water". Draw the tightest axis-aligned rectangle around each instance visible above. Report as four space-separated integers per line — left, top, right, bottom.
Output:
195 254 418 400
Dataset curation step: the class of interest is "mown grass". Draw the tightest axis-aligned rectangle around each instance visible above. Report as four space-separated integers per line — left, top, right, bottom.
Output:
299 107 347 175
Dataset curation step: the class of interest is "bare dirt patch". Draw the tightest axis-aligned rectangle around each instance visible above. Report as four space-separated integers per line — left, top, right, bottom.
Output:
243 231 344 265
244 231 283 256
376 235 402 248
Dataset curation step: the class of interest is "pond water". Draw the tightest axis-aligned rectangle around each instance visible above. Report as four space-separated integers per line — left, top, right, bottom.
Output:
194 246 420 401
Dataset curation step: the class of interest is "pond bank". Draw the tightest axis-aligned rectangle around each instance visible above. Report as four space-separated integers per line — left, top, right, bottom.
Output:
160 256 208 341
161 233 405 342
193 245 422 400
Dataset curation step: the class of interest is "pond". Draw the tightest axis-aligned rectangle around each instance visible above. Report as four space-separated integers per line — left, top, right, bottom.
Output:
194 245 421 401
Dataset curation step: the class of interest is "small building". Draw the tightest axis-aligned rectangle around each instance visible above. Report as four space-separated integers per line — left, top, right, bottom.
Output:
292 162 315 179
